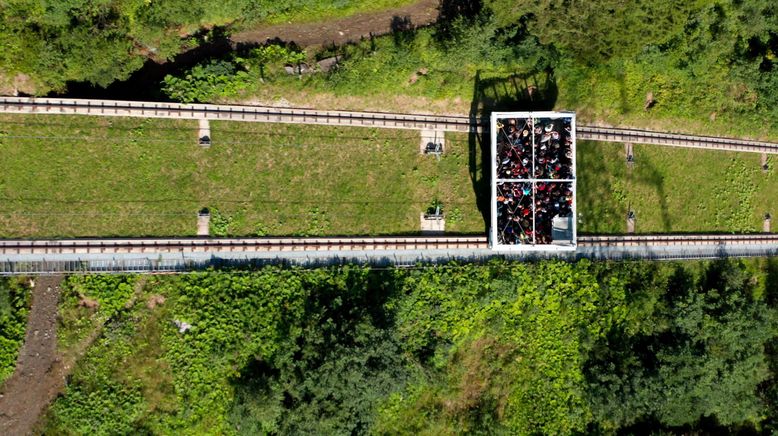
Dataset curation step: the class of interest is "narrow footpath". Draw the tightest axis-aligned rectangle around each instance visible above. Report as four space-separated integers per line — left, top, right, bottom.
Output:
231 0 439 47
0 276 66 435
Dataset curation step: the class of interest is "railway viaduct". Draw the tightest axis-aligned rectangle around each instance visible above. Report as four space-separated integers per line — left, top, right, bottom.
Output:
0 97 776 273
1 235 776 275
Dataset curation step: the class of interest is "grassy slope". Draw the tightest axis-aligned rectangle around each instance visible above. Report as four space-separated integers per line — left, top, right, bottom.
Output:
1 114 774 237
205 124 482 236
577 141 778 234
0 116 198 237
0 115 483 237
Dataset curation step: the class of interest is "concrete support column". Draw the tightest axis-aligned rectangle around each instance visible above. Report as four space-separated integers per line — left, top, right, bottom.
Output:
625 142 634 167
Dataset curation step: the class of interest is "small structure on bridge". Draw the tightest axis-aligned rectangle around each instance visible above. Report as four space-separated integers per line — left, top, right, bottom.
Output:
625 142 635 167
197 208 211 236
627 210 636 233
198 119 211 147
490 111 576 251
420 128 444 156
420 203 445 234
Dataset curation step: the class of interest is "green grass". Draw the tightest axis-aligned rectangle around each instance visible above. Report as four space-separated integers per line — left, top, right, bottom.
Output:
0 114 484 238
577 141 778 234
223 27 778 145
3 114 775 238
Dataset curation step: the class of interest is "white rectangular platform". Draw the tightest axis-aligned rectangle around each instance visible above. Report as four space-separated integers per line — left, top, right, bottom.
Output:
490 111 577 251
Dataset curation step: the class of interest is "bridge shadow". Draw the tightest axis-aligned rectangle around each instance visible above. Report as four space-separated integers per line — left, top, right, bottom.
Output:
630 153 672 232
468 70 558 233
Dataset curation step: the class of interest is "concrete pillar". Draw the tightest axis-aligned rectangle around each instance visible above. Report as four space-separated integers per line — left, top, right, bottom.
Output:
197 209 210 236
198 119 211 147
764 213 772 233
761 153 769 173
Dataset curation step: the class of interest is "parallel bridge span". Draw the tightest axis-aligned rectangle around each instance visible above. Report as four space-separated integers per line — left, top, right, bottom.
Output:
1 97 777 153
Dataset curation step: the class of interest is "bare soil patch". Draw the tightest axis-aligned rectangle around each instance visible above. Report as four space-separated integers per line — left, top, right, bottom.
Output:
232 0 439 48
0 276 66 436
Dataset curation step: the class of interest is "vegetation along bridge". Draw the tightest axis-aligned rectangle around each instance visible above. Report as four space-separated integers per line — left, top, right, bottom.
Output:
0 234 776 275
1 97 777 154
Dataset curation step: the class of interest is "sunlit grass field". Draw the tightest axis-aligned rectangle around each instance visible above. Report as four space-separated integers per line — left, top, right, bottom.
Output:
0 115 483 237
0 114 775 237
576 141 778 234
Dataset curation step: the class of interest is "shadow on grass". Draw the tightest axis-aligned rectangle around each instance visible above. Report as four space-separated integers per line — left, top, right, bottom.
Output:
467 70 558 233
630 154 672 232
576 142 672 234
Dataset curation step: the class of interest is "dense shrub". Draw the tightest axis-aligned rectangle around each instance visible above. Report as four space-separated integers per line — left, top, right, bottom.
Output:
41 259 778 434
0 278 30 384
162 60 251 103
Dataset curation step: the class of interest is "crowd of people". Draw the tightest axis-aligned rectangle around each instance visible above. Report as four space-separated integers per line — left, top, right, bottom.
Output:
495 181 573 245
495 117 574 180
494 115 575 246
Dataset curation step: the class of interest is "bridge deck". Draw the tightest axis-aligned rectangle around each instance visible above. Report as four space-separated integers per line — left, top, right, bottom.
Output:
0 234 776 275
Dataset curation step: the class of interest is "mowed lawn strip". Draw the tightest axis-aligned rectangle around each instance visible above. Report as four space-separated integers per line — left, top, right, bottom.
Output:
577 141 778 234
0 114 484 238
202 123 483 236
0 115 199 237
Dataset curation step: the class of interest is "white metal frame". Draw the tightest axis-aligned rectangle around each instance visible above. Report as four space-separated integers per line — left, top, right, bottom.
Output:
490 111 577 251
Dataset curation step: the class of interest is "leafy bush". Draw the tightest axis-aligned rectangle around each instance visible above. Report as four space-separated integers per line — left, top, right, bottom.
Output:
57 275 137 350
47 329 146 435
63 275 136 320
248 44 306 80
0 278 30 384
209 208 233 236
162 60 251 103
42 260 778 435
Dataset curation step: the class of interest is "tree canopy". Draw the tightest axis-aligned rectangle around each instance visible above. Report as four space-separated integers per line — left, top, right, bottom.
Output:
41 259 778 435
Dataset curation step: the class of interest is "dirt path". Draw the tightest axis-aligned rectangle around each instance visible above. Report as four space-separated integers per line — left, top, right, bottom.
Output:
0 276 66 436
232 0 440 48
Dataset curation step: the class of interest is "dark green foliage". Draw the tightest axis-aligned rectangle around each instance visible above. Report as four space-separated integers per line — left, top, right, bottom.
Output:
41 260 778 435
0 277 30 384
161 44 306 102
62 274 137 320
0 0 368 93
46 321 147 435
586 260 777 431
376 260 777 435
227 268 409 434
